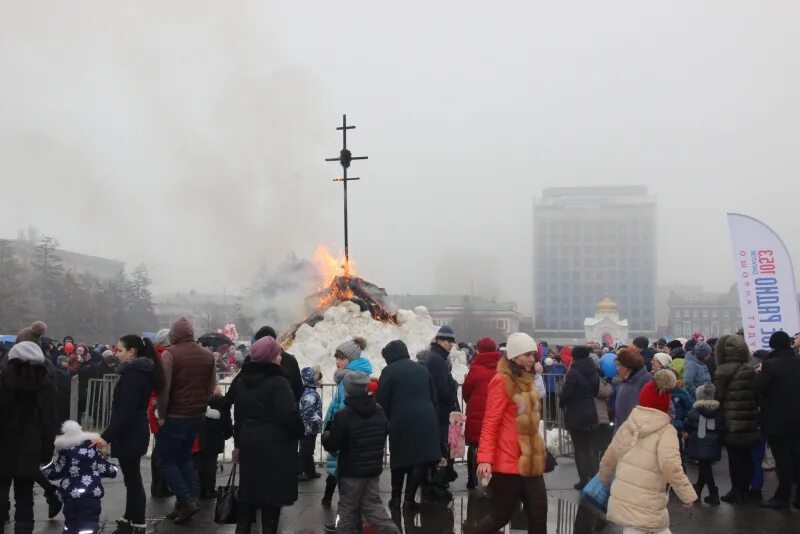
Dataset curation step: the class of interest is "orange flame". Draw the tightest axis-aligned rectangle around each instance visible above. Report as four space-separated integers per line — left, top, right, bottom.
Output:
312 246 356 308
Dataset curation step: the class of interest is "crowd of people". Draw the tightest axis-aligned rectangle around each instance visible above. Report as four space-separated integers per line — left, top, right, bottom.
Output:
2 316 800 534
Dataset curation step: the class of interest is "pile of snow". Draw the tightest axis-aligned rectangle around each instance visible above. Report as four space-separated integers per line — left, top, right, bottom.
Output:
287 301 469 383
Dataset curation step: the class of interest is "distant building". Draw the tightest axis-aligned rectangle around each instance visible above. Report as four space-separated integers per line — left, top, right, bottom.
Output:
585 298 629 344
390 294 525 342
533 186 657 340
1 238 124 280
667 286 741 339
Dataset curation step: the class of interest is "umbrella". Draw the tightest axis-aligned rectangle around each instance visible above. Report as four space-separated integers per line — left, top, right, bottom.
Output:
197 332 234 351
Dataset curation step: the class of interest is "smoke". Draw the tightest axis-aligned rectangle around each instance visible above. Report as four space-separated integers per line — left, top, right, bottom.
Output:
0 1 336 292
241 254 321 335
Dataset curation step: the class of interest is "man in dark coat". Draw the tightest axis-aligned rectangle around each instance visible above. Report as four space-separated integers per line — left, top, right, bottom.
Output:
559 345 600 490
632 336 656 372
756 331 800 509
714 334 760 505
377 340 441 508
225 336 304 534
419 326 458 452
253 326 303 402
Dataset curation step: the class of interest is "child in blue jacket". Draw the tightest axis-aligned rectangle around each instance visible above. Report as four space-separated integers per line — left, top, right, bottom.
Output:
44 420 117 534
298 366 323 481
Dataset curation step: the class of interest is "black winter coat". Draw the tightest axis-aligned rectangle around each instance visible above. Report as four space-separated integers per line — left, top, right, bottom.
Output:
101 357 155 459
54 366 71 426
714 334 760 448
756 348 800 437
559 357 600 431
684 400 724 462
322 392 388 478
376 343 441 468
77 360 100 413
281 350 304 402
199 395 233 456
226 361 304 506
0 359 56 478
422 343 456 434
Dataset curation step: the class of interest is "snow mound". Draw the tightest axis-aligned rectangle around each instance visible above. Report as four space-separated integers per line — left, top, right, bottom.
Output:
286 302 468 382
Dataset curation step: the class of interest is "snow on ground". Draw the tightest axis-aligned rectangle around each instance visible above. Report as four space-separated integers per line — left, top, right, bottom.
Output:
286 301 469 383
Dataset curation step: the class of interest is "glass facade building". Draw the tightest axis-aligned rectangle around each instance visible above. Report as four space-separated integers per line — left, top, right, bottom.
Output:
533 186 657 340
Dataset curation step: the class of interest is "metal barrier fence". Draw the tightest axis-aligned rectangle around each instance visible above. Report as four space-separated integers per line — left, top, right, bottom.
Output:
68 371 575 464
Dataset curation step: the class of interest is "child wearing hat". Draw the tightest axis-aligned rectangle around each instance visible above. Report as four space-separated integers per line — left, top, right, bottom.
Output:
599 369 697 534
298 366 323 481
322 373 399 534
683 382 723 506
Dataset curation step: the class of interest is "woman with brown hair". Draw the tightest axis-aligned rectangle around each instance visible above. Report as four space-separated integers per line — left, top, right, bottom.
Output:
475 333 547 534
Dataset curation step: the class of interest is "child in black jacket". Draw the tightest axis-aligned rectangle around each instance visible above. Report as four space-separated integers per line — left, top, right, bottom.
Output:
322 373 398 534
196 393 233 499
684 382 724 506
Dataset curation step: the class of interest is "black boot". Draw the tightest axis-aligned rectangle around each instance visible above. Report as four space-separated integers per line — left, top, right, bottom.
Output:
321 475 336 507
173 498 200 524
165 500 183 521
111 519 132 534
720 489 746 505
704 486 720 506
466 445 478 489
13 521 33 534
45 490 62 519
693 483 704 503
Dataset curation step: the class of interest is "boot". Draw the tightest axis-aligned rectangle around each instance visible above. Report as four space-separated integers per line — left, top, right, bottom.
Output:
466 446 478 489
45 490 63 519
720 489 746 505
704 487 720 506
173 498 200 524
165 500 183 521
111 519 132 534
130 524 147 534
321 475 336 507
13 521 34 534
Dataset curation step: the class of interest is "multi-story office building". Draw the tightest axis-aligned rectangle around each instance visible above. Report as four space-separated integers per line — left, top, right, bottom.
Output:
667 286 742 339
533 186 656 341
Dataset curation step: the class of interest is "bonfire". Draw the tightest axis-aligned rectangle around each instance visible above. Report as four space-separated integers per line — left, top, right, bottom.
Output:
279 247 397 346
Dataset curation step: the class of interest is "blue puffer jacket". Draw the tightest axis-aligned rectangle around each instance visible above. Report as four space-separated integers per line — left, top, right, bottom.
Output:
670 386 693 432
683 353 711 403
323 357 373 476
299 368 322 437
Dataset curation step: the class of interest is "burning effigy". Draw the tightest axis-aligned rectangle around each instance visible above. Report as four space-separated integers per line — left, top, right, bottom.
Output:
279 246 468 382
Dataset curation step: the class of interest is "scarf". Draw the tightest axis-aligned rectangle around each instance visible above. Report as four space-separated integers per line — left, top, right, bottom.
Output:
497 357 546 477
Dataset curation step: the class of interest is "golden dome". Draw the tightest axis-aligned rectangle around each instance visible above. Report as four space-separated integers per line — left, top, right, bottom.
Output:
596 297 618 313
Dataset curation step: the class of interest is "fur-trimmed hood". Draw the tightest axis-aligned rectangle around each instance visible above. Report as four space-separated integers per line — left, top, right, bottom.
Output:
693 399 720 411
54 420 100 451
716 334 750 365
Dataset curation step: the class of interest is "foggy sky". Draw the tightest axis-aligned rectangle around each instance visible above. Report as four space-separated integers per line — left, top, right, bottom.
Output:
3 1 800 316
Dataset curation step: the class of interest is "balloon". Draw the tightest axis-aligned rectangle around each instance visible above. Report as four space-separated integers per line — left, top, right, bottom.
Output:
600 352 618 379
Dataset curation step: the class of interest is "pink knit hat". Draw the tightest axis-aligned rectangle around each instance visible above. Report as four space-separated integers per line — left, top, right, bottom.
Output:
251 336 281 364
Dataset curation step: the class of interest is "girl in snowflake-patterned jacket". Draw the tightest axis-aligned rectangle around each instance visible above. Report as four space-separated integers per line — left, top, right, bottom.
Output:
44 420 117 534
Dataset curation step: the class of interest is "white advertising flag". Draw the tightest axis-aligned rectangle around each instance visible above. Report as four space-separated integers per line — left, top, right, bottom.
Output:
727 213 800 352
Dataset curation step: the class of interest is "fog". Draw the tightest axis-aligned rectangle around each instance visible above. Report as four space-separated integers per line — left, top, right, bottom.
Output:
3 1 800 315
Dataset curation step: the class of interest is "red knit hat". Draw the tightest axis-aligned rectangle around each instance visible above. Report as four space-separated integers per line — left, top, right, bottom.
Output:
638 369 677 413
476 337 497 353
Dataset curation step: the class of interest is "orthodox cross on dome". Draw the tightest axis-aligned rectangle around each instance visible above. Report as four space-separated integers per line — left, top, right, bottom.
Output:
325 114 368 267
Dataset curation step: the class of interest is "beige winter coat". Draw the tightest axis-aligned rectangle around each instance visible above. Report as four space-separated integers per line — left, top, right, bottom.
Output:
599 406 697 532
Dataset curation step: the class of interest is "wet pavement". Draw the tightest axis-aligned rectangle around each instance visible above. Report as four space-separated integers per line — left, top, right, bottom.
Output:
9 456 799 533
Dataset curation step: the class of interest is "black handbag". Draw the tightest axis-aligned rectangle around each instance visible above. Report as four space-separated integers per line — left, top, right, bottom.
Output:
214 463 238 524
545 450 557 473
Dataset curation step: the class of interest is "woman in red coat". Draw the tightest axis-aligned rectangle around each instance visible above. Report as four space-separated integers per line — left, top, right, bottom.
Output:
462 337 501 489
475 333 547 534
